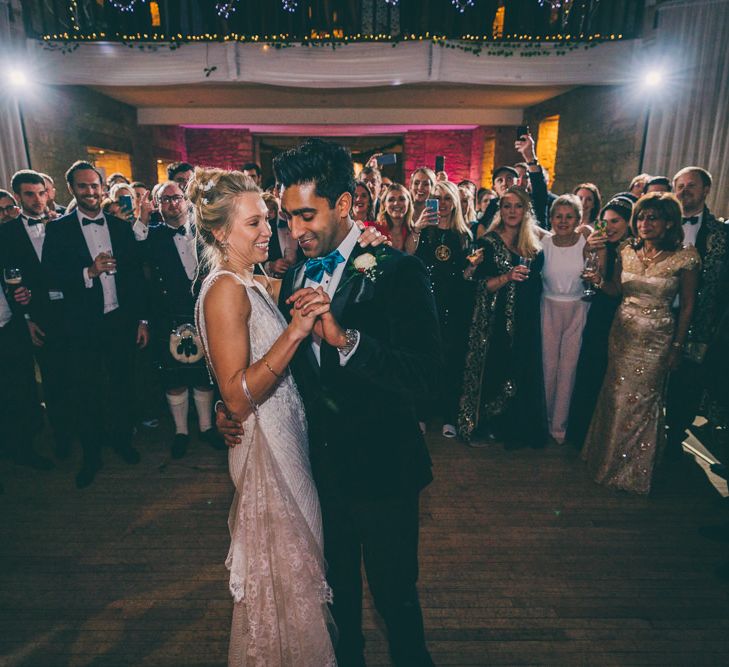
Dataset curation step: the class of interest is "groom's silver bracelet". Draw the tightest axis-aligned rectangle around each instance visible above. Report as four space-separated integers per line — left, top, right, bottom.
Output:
337 328 359 357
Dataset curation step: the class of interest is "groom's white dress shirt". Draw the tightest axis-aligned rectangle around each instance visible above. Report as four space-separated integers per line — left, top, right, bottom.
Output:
304 222 362 366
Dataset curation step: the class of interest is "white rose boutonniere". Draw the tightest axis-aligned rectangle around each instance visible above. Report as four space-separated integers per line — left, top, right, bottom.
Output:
353 253 377 273
338 248 392 293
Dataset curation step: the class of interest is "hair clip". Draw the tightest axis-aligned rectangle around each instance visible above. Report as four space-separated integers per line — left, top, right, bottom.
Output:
202 179 215 192
201 197 209 205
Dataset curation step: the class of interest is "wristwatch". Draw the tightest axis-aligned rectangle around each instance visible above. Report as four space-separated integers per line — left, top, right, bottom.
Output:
337 328 359 357
527 159 539 166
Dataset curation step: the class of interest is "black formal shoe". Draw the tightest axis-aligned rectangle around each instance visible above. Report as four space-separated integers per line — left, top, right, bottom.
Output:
114 445 141 465
14 450 55 471
200 429 226 450
171 434 189 459
75 460 101 489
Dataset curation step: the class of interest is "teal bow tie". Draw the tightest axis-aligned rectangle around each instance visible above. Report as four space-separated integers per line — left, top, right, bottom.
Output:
304 249 345 283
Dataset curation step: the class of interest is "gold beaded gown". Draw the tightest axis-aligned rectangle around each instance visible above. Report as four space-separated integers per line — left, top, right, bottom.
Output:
582 244 701 495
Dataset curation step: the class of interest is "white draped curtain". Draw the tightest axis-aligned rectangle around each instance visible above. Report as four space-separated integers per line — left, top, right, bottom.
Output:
643 0 729 215
1 0 30 187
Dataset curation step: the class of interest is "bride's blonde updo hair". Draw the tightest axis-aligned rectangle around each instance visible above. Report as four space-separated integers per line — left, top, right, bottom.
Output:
187 166 261 269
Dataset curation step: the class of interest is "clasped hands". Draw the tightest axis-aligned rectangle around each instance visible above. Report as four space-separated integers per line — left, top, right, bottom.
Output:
286 286 348 348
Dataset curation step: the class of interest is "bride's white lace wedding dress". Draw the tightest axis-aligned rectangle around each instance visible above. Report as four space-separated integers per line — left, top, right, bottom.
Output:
196 269 336 667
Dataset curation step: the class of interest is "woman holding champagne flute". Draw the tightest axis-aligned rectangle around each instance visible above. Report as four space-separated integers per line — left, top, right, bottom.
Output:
580 193 700 494
458 186 547 449
567 195 634 447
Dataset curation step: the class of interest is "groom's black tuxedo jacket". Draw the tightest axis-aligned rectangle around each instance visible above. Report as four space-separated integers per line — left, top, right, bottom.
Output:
280 243 443 503
42 210 146 339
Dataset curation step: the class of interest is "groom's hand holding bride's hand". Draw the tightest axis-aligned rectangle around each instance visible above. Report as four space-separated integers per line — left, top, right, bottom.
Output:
286 287 347 348
215 402 244 448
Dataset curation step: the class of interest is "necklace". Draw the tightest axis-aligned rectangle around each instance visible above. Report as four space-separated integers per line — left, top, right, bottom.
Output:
639 247 665 264
435 229 452 262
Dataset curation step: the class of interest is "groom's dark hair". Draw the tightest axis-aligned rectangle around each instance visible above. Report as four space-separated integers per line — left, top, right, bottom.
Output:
273 138 355 209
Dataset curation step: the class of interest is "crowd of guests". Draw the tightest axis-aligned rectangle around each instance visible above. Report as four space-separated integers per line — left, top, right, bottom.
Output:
1 137 728 499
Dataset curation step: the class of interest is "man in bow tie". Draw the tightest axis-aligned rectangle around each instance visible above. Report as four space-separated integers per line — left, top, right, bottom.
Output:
136 181 219 458
42 161 149 488
666 166 729 458
218 139 442 666
1 170 73 463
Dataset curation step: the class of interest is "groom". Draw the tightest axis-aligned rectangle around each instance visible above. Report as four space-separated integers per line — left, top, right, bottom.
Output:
218 139 441 666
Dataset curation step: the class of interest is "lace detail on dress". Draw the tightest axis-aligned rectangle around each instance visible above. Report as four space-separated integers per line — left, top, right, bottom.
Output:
195 269 336 666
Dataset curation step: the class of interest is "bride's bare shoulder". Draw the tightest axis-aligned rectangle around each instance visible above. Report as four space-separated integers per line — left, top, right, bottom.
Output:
202 273 251 322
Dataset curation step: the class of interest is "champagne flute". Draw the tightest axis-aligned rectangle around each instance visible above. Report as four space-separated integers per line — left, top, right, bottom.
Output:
104 249 117 275
582 251 599 297
518 256 532 272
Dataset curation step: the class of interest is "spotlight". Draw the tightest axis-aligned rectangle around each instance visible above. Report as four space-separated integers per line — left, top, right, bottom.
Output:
644 69 664 88
9 68 28 89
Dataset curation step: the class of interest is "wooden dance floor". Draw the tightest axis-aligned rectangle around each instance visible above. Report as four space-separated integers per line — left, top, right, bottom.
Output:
2 424 728 666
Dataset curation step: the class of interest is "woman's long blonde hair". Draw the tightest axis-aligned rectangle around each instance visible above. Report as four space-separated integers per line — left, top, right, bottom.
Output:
187 166 261 271
435 181 473 249
486 186 542 258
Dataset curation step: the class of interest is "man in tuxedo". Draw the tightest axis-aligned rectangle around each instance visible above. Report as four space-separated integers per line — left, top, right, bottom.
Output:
137 181 219 458
666 166 729 457
0 190 20 224
1 170 75 458
0 264 52 470
219 139 441 666
43 161 149 488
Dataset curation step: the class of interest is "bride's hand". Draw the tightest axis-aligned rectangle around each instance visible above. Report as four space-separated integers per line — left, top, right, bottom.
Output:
287 287 332 338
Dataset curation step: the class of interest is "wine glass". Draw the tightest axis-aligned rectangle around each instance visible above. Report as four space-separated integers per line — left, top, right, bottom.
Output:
582 251 599 297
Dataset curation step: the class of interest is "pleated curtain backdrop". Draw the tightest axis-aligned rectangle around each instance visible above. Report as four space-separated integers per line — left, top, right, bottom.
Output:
643 0 729 215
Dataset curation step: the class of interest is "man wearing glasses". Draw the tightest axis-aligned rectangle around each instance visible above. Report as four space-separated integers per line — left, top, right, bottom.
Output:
137 181 221 459
0 190 20 225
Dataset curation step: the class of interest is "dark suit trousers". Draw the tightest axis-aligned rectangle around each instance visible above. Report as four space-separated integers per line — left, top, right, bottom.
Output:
33 304 75 443
321 490 433 667
0 317 42 455
70 309 136 463
666 357 705 454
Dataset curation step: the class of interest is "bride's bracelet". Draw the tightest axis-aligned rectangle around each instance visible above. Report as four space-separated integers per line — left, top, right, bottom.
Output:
262 355 282 379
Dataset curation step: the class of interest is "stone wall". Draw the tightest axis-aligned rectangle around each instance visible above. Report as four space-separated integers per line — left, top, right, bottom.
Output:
21 86 164 204
525 85 644 200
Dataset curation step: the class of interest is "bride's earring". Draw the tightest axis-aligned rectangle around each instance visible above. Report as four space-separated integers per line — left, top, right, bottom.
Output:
220 240 229 262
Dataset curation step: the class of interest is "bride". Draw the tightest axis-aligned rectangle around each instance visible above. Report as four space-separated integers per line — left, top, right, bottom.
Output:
192 167 336 666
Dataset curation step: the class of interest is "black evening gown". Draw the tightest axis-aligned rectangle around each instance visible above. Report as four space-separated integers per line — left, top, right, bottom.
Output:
566 243 620 448
416 227 474 425
458 231 547 447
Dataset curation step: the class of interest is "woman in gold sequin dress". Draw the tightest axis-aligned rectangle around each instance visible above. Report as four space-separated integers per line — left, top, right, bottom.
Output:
581 193 700 495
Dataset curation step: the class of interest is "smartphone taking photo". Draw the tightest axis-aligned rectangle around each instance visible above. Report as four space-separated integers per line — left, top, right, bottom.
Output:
425 198 439 222
376 153 398 167
434 155 445 173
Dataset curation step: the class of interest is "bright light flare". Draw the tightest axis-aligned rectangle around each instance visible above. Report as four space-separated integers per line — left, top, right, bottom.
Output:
8 68 28 89
644 69 664 88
